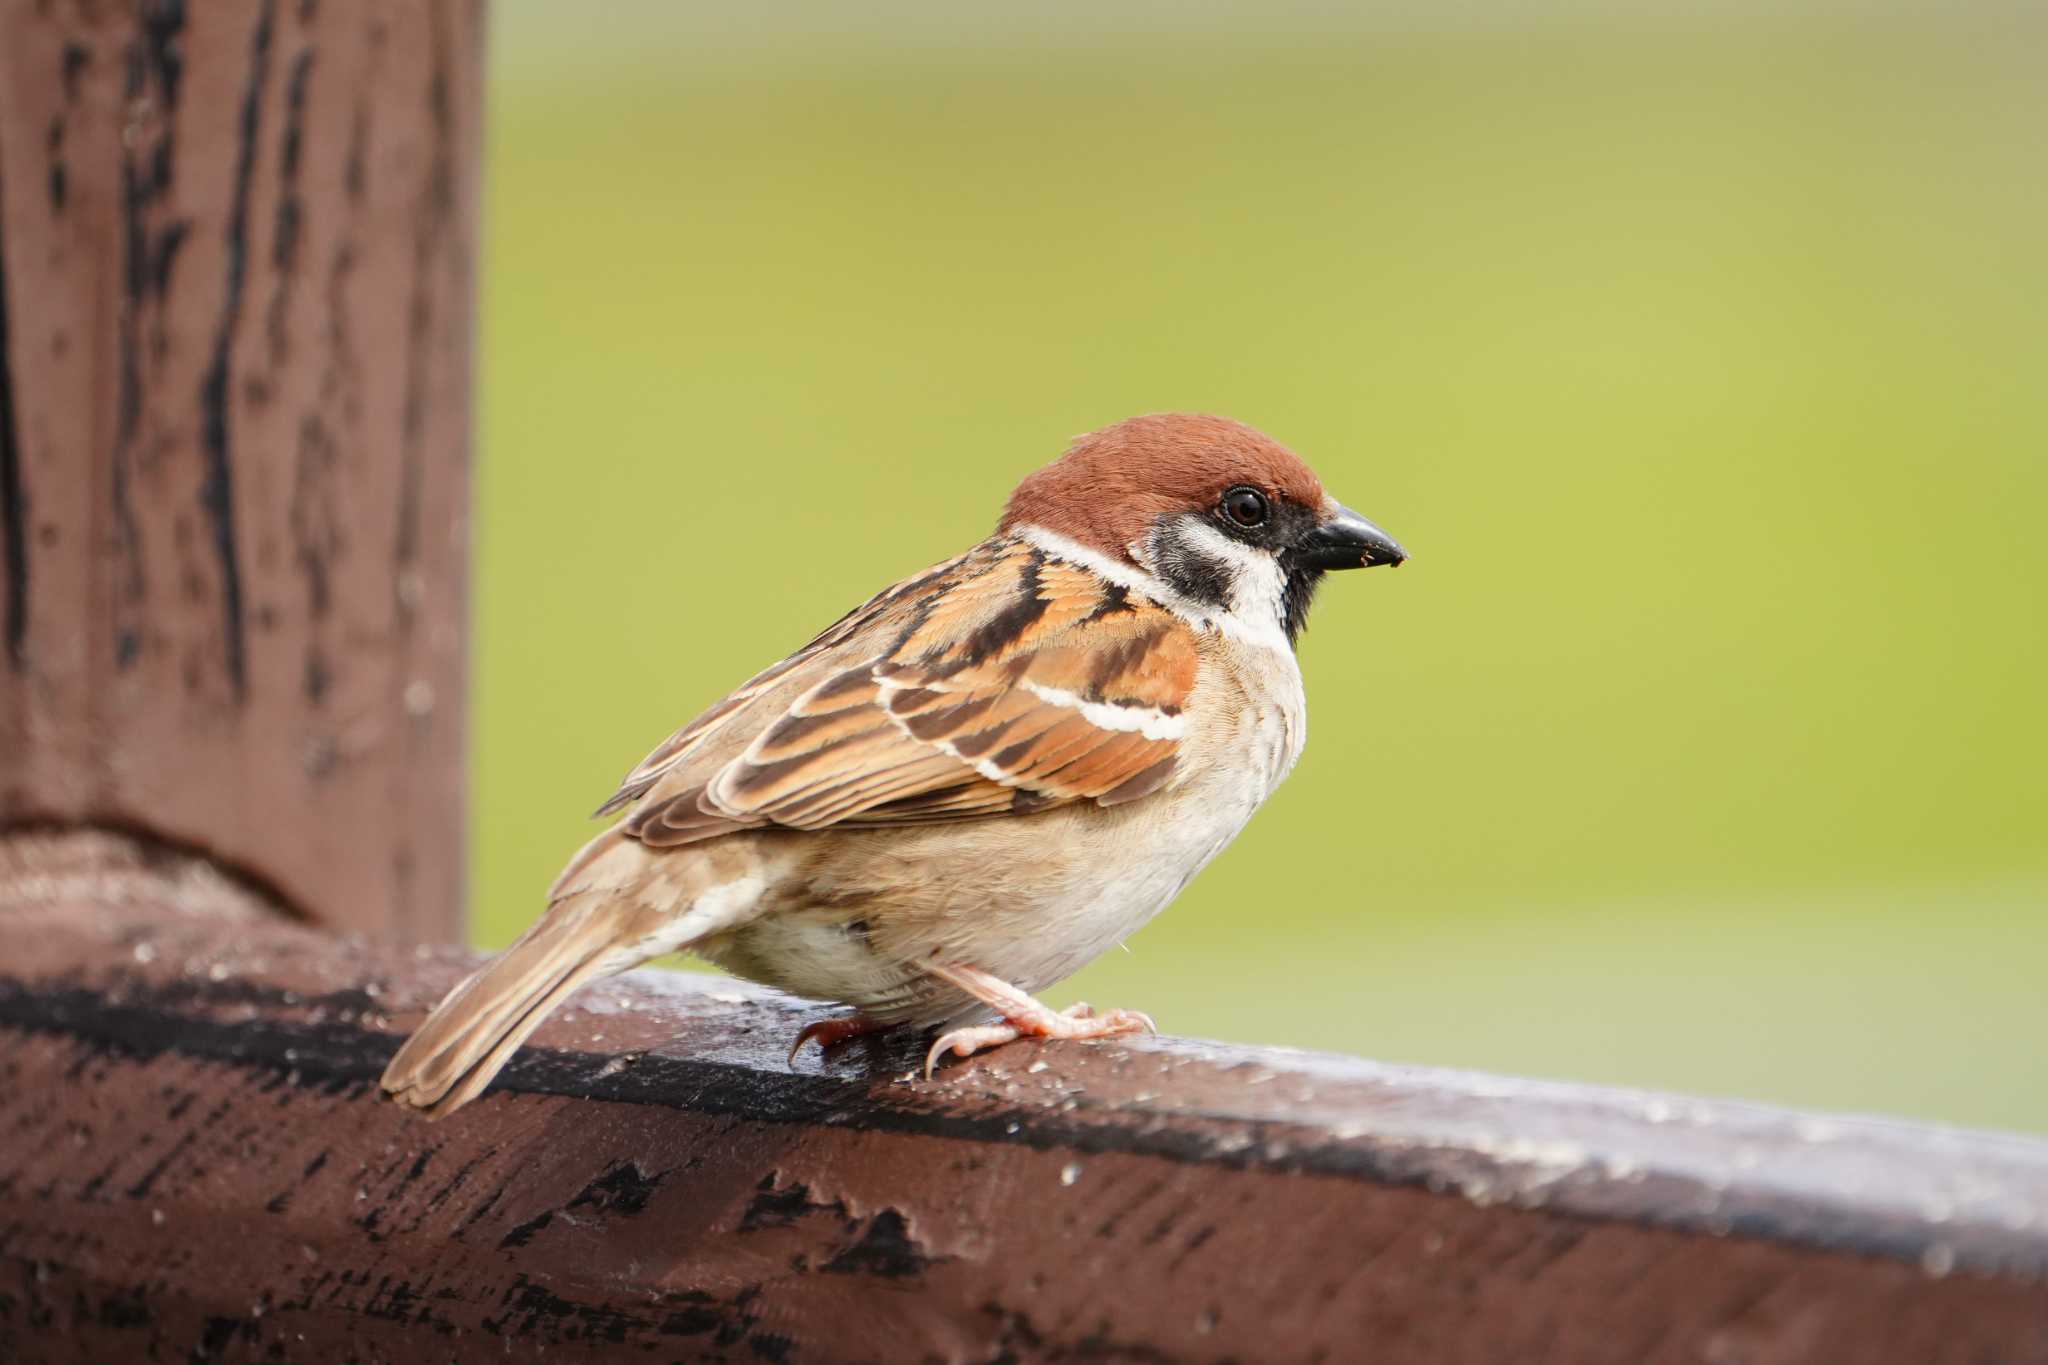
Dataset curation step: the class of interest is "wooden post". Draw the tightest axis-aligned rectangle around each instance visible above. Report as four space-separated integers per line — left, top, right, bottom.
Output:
0 0 482 941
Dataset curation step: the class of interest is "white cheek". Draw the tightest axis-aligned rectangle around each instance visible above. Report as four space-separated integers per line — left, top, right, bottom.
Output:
1017 521 1290 654
1169 519 1290 643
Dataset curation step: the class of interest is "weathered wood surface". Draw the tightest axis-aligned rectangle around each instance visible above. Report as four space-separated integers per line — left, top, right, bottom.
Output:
0 0 481 940
2 832 2044 1364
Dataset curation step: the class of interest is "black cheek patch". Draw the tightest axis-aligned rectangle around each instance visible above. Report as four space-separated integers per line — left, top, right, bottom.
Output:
1151 522 1234 608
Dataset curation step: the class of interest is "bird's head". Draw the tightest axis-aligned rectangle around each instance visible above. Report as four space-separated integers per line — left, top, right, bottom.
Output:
999 413 1405 645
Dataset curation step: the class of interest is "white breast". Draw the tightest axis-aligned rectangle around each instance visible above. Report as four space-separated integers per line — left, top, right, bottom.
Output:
902 637 1307 999
702 637 1310 1021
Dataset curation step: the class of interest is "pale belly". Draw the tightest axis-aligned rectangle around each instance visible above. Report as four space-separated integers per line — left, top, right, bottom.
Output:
697 648 1307 1024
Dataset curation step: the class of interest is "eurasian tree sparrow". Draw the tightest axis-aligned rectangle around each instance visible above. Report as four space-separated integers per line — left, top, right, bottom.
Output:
383 413 1406 1116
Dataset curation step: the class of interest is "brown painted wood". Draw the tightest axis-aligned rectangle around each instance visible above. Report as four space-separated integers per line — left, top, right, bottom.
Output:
0 0 482 940
3 831 2044 1364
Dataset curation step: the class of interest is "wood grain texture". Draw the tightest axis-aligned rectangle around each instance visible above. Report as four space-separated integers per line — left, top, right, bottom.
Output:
3 831 2043 1364
0 0 482 939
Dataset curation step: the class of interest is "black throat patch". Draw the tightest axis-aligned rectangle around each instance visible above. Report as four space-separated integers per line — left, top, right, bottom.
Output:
1148 502 1326 649
1280 567 1324 646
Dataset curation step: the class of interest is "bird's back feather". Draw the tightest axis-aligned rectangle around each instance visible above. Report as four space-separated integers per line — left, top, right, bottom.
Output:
612 534 1199 846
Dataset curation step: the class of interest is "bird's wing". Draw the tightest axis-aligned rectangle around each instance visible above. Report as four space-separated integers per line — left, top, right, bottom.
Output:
602 535 1201 847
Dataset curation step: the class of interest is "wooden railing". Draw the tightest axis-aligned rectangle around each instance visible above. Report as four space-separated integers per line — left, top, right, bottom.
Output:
2 5 2044 1362
5 831 2047 1362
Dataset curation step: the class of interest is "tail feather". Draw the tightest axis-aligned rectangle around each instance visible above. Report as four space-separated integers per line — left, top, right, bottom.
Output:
381 829 771 1118
380 908 624 1118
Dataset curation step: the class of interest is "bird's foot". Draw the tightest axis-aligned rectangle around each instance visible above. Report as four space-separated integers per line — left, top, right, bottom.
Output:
788 1014 899 1065
920 960 1156 1078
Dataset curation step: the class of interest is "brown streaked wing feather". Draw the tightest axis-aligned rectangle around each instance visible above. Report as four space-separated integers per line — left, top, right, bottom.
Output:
850 777 1017 823
592 544 988 818
593 660 801 817
612 539 1019 843
618 535 1201 845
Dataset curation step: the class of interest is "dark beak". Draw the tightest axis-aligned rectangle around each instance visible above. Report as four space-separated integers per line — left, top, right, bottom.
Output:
1294 504 1407 571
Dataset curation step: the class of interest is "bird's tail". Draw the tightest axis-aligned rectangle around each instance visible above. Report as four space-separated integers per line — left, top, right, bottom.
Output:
382 828 771 1118
379 898 626 1118
382 828 662 1118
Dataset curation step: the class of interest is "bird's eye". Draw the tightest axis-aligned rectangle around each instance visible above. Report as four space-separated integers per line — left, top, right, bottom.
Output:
1221 486 1269 528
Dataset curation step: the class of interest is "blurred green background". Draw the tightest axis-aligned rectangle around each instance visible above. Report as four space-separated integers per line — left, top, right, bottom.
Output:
476 2 2046 1132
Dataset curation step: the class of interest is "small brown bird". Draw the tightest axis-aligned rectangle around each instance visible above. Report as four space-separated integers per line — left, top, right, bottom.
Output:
382 414 1405 1116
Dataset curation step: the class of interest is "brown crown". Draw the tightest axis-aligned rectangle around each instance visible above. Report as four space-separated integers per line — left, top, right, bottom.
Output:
998 413 1327 564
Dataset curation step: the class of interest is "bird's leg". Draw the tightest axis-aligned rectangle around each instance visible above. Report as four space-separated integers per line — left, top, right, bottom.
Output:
787 1014 900 1065
920 960 1156 1079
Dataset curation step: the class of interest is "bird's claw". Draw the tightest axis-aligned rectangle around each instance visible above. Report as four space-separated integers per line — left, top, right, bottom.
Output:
923 1002 1156 1079
788 1014 895 1066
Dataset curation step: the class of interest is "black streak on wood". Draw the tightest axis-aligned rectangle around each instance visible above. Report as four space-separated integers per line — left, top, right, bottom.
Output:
820 1209 945 1279
275 34 326 708
113 1 194 671
138 1 187 105
44 118 66 214
60 41 93 100
566 1161 666 1217
290 414 337 703
394 5 455 591
47 44 90 215
265 47 313 362
0 199 25 669
196 0 276 699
